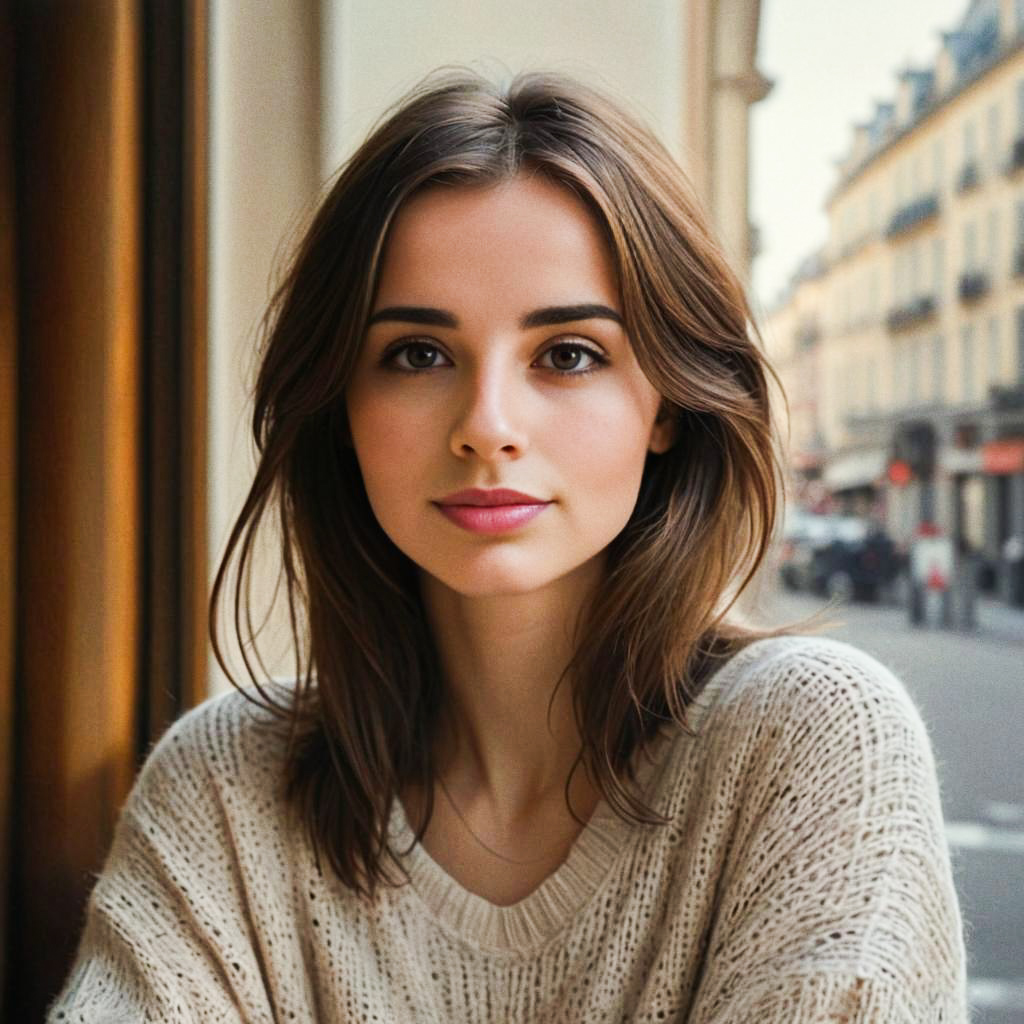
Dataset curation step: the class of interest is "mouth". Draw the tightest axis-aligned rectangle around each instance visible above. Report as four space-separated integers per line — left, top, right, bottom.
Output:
436 488 547 507
433 489 551 535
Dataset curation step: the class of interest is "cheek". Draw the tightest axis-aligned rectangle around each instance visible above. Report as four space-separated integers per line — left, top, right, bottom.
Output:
346 391 427 511
552 389 656 500
346 385 446 536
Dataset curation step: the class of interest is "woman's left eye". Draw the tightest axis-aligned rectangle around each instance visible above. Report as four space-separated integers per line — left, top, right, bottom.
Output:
536 343 607 374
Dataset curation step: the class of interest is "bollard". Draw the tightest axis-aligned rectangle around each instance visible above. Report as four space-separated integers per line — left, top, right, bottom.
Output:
908 581 924 625
940 586 953 628
909 529 954 630
951 553 978 630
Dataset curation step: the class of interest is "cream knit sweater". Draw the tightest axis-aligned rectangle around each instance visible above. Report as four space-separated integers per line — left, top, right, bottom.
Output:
49 636 968 1022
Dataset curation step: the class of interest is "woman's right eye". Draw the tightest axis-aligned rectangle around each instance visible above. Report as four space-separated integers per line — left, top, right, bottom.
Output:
384 340 451 371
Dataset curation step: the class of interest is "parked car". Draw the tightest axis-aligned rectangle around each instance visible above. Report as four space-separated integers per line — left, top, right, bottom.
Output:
778 512 903 602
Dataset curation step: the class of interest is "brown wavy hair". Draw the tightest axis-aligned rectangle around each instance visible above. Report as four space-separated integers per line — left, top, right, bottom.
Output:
210 68 788 897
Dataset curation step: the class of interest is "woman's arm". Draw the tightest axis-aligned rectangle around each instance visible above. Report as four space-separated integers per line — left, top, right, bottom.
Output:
687 639 968 1023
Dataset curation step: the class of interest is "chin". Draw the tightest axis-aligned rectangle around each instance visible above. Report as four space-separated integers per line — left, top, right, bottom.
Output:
416 543 609 601
426 565 561 599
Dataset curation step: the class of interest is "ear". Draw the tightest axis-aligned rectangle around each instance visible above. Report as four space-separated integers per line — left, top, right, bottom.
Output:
647 401 676 454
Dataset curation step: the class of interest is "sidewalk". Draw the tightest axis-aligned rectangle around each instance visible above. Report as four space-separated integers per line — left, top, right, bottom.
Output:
975 597 1024 648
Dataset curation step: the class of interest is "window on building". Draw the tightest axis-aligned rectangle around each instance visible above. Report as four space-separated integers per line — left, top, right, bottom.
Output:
922 335 934 404
1017 79 1024 136
920 341 932 405
1018 0 1024 34
987 102 1000 172
909 335 922 406
893 249 907 306
988 207 999 274
1017 306 1024 383
964 220 978 271
932 236 944 296
963 118 977 167
910 241 921 297
931 139 943 195
987 314 1001 387
895 163 908 207
932 333 946 403
961 323 977 403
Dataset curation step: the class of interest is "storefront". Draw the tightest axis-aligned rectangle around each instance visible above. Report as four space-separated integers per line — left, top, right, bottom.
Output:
982 437 1024 605
821 447 888 519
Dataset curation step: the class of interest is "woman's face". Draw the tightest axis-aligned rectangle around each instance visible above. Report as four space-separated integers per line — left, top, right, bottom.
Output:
345 172 674 598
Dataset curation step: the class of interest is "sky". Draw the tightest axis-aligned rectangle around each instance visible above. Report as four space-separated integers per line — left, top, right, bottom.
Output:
751 0 972 314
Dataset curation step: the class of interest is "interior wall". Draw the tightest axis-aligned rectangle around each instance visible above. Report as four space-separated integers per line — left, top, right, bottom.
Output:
321 0 685 176
207 2 322 692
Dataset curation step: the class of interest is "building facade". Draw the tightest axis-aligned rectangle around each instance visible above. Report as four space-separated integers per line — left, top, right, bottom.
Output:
766 0 1024 604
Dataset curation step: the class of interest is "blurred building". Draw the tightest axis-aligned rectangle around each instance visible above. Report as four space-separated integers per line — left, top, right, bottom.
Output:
765 0 1024 605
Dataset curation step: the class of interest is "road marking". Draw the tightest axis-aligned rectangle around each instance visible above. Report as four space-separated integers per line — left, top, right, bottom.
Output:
945 821 1024 854
985 801 1024 826
968 977 1024 1010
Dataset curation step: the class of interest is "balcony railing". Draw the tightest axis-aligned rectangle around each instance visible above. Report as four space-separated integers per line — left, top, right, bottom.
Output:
885 194 939 238
990 385 1024 410
796 322 820 350
886 295 937 332
1007 136 1024 175
956 161 980 193
958 270 990 302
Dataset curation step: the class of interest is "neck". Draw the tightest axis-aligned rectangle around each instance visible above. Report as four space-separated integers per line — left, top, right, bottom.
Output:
419 556 604 823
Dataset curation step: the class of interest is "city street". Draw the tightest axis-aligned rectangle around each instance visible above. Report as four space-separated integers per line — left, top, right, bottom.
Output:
756 585 1024 1023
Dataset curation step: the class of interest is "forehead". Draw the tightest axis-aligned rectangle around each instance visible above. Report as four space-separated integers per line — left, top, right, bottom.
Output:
373 173 621 312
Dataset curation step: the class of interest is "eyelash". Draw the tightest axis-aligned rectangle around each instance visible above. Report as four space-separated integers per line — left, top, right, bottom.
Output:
380 338 609 376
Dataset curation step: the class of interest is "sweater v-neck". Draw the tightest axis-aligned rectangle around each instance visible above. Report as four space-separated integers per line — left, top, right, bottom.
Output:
385 640 762 953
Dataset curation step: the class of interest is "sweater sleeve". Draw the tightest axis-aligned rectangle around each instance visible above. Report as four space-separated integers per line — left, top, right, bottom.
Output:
687 639 968 1024
47 694 287 1024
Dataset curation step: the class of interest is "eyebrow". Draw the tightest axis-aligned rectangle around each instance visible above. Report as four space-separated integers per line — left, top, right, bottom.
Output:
365 303 624 330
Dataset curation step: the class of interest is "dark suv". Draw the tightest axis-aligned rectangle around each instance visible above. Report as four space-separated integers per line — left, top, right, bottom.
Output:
779 513 902 602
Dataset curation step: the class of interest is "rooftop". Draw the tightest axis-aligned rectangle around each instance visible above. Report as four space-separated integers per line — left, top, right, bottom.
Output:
829 0 1015 203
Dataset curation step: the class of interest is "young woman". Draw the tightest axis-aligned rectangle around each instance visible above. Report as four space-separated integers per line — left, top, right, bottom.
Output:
50 71 967 1022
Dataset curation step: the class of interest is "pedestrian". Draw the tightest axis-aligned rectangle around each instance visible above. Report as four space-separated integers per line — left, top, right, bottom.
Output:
49 69 967 1022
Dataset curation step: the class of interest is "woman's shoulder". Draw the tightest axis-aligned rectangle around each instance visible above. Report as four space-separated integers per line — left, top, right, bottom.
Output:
132 682 296 803
690 632 927 748
662 632 949 865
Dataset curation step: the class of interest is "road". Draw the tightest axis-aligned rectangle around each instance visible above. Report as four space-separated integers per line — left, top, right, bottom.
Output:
754 585 1024 1023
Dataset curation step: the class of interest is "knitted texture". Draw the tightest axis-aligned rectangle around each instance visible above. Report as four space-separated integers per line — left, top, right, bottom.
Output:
49 636 968 1022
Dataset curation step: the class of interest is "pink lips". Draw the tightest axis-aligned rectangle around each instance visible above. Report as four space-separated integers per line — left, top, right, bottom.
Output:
434 488 551 535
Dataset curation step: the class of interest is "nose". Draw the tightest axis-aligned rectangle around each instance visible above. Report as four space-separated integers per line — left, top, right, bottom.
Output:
448 361 529 462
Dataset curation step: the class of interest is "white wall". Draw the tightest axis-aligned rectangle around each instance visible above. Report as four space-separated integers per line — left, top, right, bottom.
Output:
321 0 684 176
208 2 322 693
